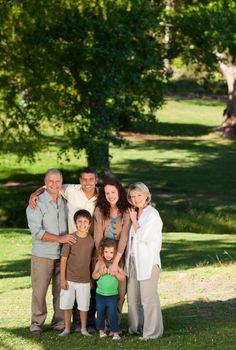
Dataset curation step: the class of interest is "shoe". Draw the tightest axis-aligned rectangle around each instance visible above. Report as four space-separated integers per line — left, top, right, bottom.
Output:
113 334 120 340
87 326 96 334
128 328 141 335
59 330 70 337
139 336 148 341
81 328 92 337
74 327 81 333
99 331 107 338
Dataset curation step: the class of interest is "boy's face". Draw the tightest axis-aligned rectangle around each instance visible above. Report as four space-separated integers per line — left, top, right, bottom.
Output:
75 216 91 233
104 247 115 262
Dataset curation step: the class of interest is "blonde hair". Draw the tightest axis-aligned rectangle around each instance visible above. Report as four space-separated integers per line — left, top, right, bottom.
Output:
127 182 151 205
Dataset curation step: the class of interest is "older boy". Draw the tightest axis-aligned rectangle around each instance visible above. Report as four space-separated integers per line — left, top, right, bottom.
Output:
59 209 95 337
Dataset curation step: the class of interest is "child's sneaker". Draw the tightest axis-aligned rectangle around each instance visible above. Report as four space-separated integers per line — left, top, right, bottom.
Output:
112 334 120 340
81 328 92 337
99 330 107 338
59 330 70 337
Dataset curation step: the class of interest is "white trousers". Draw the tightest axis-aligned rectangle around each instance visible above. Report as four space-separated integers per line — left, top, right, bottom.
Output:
127 256 163 339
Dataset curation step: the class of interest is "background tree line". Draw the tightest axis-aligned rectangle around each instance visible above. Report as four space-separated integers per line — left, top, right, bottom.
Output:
1 0 236 171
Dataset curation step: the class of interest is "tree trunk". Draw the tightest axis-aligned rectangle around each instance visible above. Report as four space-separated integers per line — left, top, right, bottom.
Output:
86 139 111 175
86 96 112 174
216 59 236 137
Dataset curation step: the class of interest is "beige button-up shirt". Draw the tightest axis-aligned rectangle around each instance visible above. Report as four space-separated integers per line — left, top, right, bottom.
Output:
61 184 98 233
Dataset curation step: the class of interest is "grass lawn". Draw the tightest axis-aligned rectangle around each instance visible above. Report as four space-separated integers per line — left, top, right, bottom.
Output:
1 97 235 234
1 230 236 350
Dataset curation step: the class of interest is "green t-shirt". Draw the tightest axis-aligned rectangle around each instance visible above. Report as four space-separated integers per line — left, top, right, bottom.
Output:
96 264 119 296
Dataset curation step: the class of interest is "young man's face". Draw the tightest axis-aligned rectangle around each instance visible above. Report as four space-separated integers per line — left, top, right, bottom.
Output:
80 172 97 194
45 173 62 196
75 216 91 233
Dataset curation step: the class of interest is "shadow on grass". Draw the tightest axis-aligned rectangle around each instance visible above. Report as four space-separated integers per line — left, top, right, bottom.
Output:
163 298 236 336
156 123 213 137
114 140 236 196
1 299 236 350
161 236 236 270
0 257 31 279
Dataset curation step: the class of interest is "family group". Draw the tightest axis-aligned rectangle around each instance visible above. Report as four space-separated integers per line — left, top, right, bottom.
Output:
26 167 163 341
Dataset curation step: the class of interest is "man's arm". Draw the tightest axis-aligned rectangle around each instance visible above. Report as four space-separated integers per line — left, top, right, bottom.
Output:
42 232 77 245
29 186 46 209
26 206 76 245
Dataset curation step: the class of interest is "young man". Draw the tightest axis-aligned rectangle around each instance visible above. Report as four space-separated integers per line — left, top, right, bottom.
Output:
60 167 98 233
26 169 76 335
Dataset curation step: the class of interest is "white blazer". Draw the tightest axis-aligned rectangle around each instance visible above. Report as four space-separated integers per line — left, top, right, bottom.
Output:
125 205 163 281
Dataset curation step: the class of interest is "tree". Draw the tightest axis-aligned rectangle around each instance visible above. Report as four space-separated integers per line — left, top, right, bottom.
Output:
166 0 236 136
0 0 168 171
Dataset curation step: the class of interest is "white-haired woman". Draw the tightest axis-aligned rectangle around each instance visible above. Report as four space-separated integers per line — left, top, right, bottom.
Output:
125 182 163 340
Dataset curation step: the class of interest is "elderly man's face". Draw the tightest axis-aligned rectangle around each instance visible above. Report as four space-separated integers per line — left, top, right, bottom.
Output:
45 173 62 195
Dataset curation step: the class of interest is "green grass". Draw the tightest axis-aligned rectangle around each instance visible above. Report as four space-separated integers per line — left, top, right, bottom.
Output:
0 98 236 233
1 230 236 350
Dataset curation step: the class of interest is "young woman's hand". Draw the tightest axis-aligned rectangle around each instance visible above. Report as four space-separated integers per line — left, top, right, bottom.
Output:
108 261 118 275
99 260 107 275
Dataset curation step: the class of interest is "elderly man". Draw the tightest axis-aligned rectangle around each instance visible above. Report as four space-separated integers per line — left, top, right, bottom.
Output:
29 167 99 333
26 169 76 335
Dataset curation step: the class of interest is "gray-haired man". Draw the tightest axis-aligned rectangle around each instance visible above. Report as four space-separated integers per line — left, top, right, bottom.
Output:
26 169 76 334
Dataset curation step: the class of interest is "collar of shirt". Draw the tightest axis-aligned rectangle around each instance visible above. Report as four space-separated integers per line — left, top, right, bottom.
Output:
44 190 63 205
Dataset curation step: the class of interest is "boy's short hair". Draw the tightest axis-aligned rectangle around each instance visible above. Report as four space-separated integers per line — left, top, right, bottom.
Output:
73 209 92 223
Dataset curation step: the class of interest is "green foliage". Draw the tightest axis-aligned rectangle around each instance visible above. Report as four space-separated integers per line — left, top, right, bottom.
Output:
0 0 168 171
167 1 236 67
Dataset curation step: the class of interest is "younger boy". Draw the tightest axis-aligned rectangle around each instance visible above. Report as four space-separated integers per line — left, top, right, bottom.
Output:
59 209 94 337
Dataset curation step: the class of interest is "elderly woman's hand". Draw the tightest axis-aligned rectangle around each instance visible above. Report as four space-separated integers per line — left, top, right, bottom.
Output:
128 208 140 231
128 207 137 222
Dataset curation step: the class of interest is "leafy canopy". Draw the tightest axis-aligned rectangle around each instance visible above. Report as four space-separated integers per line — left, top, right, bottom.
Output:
0 0 168 170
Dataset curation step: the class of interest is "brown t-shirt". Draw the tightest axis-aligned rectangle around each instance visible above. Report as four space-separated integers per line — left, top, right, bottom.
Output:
61 233 94 283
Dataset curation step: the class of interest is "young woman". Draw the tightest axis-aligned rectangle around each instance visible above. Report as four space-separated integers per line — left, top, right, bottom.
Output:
94 176 131 319
125 182 163 340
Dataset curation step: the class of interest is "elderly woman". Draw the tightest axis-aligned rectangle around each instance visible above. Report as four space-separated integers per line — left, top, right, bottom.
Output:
125 182 163 340
94 177 131 319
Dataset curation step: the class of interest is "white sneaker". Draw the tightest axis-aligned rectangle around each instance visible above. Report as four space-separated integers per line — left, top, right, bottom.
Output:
59 330 70 337
99 330 107 338
113 334 120 340
81 328 92 337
